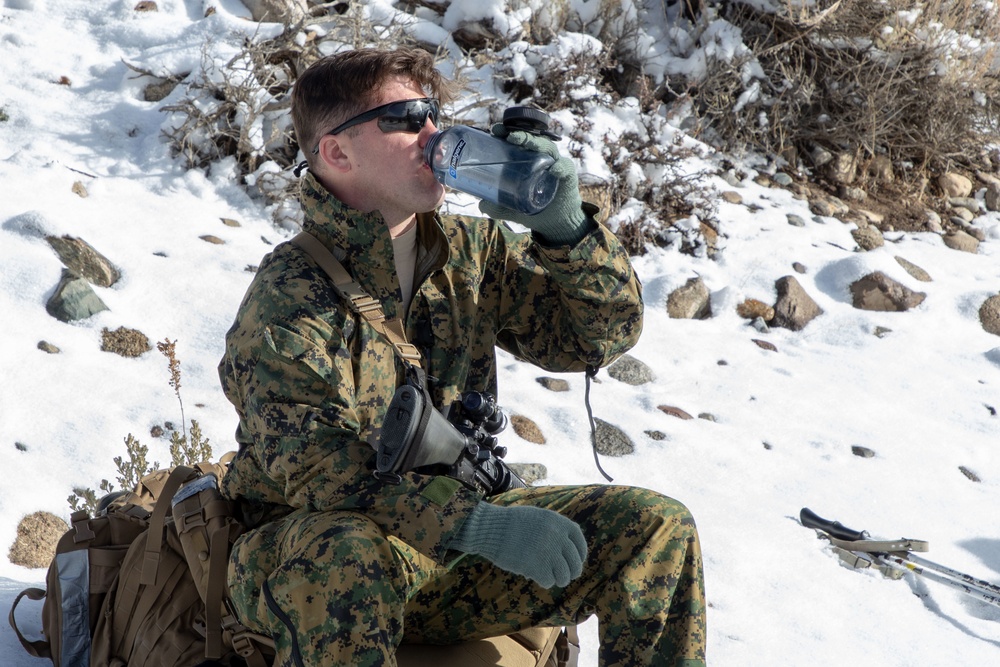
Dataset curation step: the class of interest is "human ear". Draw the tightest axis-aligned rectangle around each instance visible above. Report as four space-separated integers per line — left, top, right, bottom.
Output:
316 134 352 173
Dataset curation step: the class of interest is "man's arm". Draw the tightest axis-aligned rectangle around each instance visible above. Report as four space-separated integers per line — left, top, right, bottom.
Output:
473 127 644 371
489 219 643 373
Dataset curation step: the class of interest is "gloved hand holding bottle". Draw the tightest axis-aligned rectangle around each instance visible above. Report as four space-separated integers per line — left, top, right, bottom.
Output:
423 107 594 246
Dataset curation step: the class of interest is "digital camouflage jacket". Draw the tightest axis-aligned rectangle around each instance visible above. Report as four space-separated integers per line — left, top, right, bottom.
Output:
218 173 643 565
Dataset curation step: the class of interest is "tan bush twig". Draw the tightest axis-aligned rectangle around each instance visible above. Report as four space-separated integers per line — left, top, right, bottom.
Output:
696 0 1000 188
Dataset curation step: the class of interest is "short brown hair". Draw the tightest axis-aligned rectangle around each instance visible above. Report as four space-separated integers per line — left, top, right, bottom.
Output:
292 47 454 164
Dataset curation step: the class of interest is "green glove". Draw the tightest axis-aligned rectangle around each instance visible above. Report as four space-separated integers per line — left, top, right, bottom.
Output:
478 125 593 246
450 501 588 588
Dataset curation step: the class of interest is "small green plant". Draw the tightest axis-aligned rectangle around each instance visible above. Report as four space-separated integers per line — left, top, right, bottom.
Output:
68 338 213 513
0 106 9 122
68 433 159 515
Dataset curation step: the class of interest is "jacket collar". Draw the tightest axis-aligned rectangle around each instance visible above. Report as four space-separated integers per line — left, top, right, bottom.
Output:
298 173 450 320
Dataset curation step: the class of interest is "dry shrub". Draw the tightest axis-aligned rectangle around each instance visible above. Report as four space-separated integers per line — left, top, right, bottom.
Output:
695 0 1000 190
605 127 717 257
489 3 718 256
101 326 151 357
160 4 421 225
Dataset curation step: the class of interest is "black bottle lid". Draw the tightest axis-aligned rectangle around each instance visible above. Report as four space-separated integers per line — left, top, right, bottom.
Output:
502 106 562 140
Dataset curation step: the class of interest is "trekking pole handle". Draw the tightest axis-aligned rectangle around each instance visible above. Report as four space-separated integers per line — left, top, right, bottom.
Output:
800 508 867 542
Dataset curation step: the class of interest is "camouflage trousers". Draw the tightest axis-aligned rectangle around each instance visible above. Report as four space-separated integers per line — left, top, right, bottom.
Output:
228 484 706 667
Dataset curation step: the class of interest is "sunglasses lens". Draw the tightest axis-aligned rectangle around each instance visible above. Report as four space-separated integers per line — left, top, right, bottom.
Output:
378 99 438 133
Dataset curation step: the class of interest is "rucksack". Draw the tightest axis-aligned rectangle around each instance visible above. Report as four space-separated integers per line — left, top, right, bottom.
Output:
9 459 274 667
9 458 579 667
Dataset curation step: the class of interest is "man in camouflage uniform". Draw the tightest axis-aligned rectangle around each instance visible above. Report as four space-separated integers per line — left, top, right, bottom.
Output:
219 47 706 666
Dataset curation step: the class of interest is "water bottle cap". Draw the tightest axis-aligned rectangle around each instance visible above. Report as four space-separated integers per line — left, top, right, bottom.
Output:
502 106 561 140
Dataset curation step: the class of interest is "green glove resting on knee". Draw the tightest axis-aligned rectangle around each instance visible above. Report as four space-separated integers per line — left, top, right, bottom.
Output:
450 501 588 588
478 125 595 247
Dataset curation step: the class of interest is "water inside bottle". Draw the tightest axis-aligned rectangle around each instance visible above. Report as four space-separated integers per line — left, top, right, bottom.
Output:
426 128 558 215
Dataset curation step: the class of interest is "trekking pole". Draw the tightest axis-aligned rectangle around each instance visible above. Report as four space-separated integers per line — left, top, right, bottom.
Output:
800 508 1000 609
876 553 1000 606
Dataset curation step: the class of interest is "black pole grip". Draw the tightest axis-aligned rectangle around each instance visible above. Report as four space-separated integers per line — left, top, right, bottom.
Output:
800 508 867 541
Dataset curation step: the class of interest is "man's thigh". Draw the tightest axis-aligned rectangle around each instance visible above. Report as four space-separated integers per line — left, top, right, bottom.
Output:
400 484 683 644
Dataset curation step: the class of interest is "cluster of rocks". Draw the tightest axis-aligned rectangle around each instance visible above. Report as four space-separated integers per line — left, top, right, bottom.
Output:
690 167 1000 337
505 354 720 486
43 234 118 323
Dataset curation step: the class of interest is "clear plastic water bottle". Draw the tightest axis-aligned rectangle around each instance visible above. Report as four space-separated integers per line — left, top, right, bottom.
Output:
424 107 561 215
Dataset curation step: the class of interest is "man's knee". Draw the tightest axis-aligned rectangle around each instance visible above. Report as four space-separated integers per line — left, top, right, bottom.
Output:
230 510 403 632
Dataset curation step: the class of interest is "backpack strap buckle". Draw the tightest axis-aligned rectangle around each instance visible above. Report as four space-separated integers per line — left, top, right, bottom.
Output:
70 512 96 543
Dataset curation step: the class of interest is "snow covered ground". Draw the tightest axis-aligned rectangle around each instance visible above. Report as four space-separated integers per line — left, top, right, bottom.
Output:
2 1 999 665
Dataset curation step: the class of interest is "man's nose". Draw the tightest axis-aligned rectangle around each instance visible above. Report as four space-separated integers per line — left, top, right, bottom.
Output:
418 116 438 145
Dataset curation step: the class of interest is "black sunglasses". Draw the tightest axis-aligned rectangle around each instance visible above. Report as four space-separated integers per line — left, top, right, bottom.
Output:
312 98 440 154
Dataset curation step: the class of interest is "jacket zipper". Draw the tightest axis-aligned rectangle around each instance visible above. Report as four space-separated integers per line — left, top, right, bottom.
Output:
262 579 306 667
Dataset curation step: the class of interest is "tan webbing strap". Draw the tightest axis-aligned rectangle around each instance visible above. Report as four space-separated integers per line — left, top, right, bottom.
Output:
204 526 229 658
291 231 423 368
828 536 929 554
140 466 197 586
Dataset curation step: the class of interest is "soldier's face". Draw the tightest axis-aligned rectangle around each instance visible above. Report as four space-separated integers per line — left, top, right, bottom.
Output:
336 77 446 230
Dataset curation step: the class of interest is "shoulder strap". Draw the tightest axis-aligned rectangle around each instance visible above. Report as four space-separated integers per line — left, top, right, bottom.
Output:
9 587 49 658
140 466 198 585
291 231 423 369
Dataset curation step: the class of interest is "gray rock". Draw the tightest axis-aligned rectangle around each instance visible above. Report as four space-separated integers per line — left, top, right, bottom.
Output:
925 209 943 232
938 172 973 197
720 170 743 188
850 271 926 312
37 341 60 354
809 195 849 218
752 338 778 352
594 419 635 457
985 183 1000 212
45 235 120 287
980 295 1000 336
950 209 975 224
787 214 806 227
840 186 867 202
894 256 932 282
827 152 858 184
536 377 570 392
720 190 743 204
606 354 655 385
851 445 876 458
507 462 548 485
852 226 884 251
810 146 833 167
46 269 109 322
667 277 711 320
942 229 979 254
658 405 693 420
948 196 982 213
771 276 824 331
959 466 981 483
